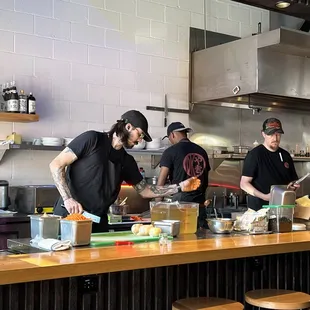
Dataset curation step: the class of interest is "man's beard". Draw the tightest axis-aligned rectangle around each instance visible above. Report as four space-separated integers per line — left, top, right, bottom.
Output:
121 130 134 149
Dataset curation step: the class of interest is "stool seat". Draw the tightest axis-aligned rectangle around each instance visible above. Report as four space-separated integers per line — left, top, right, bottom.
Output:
172 297 244 310
245 289 310 309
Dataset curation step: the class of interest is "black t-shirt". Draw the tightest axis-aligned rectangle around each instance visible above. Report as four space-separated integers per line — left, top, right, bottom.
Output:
242 144 298 210
54 130 142 217
160 138 210 203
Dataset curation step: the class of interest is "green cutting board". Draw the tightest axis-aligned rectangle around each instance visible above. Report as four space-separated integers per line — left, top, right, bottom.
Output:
90 231 166 247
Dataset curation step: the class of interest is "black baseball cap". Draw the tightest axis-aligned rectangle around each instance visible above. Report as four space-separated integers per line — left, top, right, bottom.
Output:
262 118 284 135
162 122 192 139
121 110 152 142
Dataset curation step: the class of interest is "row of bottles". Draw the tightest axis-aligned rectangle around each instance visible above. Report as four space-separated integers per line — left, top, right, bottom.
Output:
1 81 36 114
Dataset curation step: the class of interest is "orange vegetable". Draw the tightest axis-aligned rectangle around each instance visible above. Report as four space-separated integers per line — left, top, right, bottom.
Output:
65 213 89 221
182 177 201 192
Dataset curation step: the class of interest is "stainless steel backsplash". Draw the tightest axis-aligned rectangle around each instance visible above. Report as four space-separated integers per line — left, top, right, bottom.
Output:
190 104 310 201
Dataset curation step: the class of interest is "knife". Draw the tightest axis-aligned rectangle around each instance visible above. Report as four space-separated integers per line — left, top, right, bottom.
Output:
293 172 310 186
82 211 101 223
164 94 168 127
61 204 101 223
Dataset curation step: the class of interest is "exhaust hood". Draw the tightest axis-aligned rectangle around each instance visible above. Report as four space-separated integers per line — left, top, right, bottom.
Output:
191 27 310 112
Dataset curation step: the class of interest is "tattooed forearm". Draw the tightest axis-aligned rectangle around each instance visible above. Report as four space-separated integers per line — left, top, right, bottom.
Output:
134 179 180 198
51 167 72 201
133 179 148 194
148 184 179 196
50 147 77 201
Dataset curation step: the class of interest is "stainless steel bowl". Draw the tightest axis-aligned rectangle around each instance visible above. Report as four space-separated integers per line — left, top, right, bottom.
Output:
207 218 235 234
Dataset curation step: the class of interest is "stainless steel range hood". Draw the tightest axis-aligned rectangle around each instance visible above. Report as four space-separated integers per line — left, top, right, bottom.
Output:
191 27 310 112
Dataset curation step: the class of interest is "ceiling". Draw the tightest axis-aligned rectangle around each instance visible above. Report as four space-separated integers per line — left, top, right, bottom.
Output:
233 0 310 20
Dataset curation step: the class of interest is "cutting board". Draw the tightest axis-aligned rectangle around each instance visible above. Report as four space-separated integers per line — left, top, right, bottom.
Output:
90 231 164 247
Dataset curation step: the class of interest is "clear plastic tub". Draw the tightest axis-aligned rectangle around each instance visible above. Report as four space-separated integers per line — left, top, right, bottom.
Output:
60 219 92 246
263 205 294 233
149 201 199 234
30 215 60 239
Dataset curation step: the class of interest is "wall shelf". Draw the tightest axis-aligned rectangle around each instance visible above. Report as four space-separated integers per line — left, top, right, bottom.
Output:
210 153 310 170
0 113 39 123
0 144 164 168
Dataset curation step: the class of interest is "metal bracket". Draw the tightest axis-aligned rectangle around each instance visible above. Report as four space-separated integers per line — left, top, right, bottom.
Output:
146 106 190 114
151 155 161 169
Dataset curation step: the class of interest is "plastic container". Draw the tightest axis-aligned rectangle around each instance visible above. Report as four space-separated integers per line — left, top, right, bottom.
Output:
263 205 294 233
150 201 199 234
30 215 60 239
60 219 92 246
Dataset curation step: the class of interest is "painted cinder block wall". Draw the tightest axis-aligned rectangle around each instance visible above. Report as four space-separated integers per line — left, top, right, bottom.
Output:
0 0 269 184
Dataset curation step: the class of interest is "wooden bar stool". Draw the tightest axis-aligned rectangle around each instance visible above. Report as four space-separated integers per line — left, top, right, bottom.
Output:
245 289 310 309
172 297 244 310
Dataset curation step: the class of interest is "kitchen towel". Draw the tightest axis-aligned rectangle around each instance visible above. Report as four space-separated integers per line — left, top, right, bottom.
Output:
30 238 71 251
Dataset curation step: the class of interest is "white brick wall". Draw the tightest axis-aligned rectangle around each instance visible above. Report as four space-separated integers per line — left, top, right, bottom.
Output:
0 0 269 185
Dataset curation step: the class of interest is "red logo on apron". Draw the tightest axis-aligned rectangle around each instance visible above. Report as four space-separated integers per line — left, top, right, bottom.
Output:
284 162 289 169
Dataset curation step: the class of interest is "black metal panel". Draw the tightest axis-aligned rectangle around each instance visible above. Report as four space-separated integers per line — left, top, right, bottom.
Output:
1 252 310 310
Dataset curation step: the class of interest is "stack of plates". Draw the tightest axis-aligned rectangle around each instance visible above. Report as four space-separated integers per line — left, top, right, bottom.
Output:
64 137 73 146
41 137 64 146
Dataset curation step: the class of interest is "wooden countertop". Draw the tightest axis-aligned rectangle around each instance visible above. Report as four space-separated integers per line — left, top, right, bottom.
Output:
1 231 310 285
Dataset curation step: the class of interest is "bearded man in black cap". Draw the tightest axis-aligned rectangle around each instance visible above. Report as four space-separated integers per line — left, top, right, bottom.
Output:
240 117 299 211
50 110 200 232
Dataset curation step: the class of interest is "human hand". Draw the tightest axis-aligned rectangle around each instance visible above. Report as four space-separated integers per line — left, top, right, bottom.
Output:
287 181 300 191
179 177 201 192
263 193 271 201
63 198 83 214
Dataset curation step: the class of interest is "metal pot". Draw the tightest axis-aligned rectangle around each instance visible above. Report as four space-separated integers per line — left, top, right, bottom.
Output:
207 218 235 234
145 176 158 185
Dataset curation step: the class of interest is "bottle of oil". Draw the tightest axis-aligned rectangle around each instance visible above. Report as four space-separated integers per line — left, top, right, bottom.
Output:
27 92 36 114
7 81 19 113
19 90 27 114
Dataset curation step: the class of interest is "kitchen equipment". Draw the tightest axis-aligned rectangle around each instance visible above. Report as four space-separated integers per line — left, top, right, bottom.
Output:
13 185 59 214
263 205 294 233
60 219 92 246
232 145 250 154
146 138 161 150
145 176 158 185
90 231 172 247
109 204 128 215
30 214 60 239
164 94 168 127
191 27 310 113
269 185 296 206
0 180 9 210
292 223 306 231
119 197 128 206
41 137 64 146
150 201 199 234
293 172 310 186
207 218 235 234
133 140 146 150
153 220 180 237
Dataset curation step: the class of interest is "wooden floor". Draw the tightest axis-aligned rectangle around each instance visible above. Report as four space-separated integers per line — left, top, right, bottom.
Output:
0 250 309 310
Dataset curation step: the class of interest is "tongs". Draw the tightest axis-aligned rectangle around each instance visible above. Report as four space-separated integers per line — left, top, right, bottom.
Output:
292 172 310 186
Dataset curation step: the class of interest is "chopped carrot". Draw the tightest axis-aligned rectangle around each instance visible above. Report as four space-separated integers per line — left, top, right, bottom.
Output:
65 213 89 221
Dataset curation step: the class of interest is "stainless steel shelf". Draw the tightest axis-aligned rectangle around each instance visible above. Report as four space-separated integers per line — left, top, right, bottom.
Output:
0 144 165 168
209 153 310 170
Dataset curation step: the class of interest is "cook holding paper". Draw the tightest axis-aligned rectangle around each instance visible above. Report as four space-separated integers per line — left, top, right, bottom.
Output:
50 110 200 233
240 118 300 211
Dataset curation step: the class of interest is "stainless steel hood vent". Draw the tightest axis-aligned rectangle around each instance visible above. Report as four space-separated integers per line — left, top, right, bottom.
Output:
191 27 310 112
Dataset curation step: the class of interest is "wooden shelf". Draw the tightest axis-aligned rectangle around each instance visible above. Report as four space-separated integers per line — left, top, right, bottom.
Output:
0 112 39 123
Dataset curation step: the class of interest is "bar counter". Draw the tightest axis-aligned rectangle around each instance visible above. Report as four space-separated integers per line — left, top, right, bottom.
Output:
1 230 310 310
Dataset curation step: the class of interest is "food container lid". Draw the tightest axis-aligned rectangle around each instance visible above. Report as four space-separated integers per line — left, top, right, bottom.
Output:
293 223 306 231
263 205 295 208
